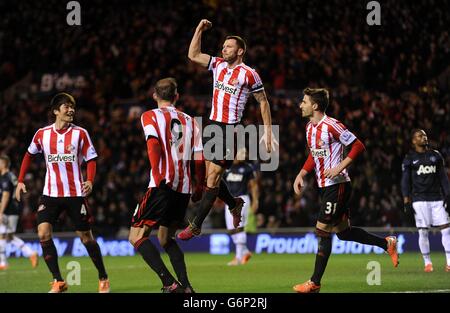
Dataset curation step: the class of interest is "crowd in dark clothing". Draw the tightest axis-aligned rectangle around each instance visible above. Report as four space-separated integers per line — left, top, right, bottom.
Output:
1 0 449 236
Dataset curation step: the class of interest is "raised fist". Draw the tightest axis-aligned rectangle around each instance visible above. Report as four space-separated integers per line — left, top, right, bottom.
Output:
197 19 212 32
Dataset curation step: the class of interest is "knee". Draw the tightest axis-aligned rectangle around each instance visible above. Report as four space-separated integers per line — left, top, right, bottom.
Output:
336 228 351 241
129 233 140 246
79 233 95 245
418 228 429 238
159 236 174 249
38 228 52 241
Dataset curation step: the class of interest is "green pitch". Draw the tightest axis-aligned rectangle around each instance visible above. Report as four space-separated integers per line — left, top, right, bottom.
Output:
1 252 449 293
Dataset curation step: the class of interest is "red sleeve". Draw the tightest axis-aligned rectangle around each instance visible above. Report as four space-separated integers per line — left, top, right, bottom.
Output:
302 153 315 173
18 152 33 183
86 159 96 182
347 139 366 160
147 137 163 185
194 154 206 189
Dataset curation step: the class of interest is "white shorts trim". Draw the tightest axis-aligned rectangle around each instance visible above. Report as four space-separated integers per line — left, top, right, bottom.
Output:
0 215 19 234
225 195 251 230
412 201 450 228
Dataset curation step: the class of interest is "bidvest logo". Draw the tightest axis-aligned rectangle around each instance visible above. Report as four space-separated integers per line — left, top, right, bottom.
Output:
214 81 238 95
47 154 76 163
417 165 436 175
311 148 330 158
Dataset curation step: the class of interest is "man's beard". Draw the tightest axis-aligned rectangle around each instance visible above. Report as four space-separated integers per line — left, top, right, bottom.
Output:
224 54 238 63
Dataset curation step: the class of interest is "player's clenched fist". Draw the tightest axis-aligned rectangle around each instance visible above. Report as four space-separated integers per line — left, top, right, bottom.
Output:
197 19 212 32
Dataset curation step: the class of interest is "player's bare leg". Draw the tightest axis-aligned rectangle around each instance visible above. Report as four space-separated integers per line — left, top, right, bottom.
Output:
38 222 67 293
76 230 109 292
129 226 181 292
159 225 193 292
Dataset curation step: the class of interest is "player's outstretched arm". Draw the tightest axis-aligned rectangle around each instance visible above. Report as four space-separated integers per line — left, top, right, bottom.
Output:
254 90 277 153
188 19 212 68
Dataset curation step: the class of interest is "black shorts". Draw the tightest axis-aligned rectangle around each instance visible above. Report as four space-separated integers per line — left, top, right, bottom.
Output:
37 196 93 231
202 120 238 169
317 182 352 233
131 186 191 229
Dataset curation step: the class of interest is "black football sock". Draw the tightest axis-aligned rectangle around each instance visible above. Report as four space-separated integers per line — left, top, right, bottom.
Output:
83 240 108 280
337 227 387 250
218 179 236 208
310 236 332 285
40 239 63 281
134 238 175 286
192 187 219 228
164 239 190 288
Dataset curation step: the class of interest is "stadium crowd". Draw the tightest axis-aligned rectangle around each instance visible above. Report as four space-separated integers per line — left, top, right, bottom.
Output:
1 0 449 236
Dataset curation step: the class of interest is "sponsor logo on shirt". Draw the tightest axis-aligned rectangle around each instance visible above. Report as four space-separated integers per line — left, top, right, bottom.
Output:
47 154 76 163
417 165 436 175
311 148 330 158
214 81 238 95
227 173 244 182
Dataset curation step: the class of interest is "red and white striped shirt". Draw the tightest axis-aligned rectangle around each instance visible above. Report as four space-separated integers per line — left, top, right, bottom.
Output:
208 56 264 124
141 106 203 194
306 115 357 188
27 123 97 197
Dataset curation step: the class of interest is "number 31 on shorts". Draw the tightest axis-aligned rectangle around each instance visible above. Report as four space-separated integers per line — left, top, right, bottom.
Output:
325 202 337 215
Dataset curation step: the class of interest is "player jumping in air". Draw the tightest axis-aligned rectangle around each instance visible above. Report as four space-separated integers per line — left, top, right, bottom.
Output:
401 129 450 272
178 19 275 240
292 88 399 293
15 93 110 293
0 155 38 270
128 78 205 293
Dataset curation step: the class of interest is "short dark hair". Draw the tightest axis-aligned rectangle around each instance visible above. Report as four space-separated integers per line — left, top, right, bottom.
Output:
0 155 11 168
411 128 425 142
155 78 178 102
50 92 76 112
303 87 329 112
225 35 247 55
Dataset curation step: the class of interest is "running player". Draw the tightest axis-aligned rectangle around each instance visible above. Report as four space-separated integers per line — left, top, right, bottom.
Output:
292 88 399 293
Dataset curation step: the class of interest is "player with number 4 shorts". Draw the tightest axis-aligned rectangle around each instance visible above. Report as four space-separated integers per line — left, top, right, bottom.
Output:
15 93 110 293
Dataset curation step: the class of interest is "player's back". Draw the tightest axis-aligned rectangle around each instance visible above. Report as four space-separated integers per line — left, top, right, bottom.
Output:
141 106 202 194
403 149 444 201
